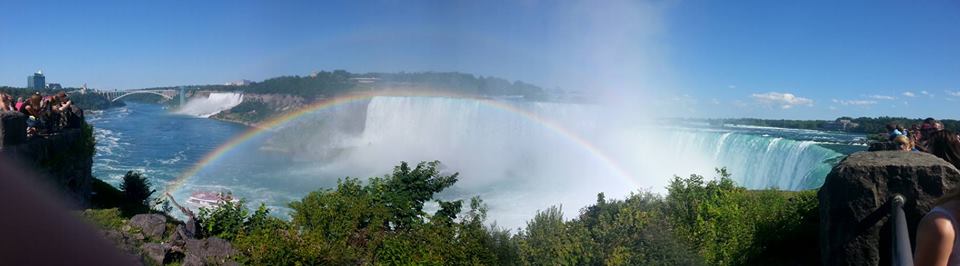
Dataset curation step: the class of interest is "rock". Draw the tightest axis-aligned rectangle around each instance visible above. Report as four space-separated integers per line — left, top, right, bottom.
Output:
818 151 960 265
101 229 140 255
129 214 167 239
141 243 168 264
183 237 237 266
868 141 900 151
168 224 190 243
0 111 26 147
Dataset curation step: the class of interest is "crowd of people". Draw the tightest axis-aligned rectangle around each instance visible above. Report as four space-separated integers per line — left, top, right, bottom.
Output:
0 91 76 138
884 118 956 156
893 118 960 265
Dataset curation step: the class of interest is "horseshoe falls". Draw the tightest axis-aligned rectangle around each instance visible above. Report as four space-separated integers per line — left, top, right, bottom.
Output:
663 130 844 190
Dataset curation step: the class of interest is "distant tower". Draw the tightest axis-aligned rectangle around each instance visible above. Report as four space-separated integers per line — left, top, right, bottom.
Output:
27 70 45 89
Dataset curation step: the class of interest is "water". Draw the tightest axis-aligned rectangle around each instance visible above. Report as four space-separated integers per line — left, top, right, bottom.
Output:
89 97 865 228
176 92 244 117
88 102 248 191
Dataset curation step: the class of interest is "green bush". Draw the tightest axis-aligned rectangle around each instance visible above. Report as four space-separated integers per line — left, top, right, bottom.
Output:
81 208 125 230
119 171 155 215
191 162 819 265
664 168 819 265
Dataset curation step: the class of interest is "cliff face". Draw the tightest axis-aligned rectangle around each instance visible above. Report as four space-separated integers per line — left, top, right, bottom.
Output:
0 110 94 206
818 151 960 265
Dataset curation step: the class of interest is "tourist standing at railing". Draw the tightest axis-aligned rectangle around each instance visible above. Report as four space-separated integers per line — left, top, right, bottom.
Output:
0 93 14 111
916 130 960 266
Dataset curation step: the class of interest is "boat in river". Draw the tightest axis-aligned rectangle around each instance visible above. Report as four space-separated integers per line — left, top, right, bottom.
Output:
186 190 238 208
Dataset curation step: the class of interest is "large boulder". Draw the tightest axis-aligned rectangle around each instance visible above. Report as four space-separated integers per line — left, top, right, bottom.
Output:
129 214 167 240
141 243 169 264
183 237 237 266
819 151 960 265
0 111 26 147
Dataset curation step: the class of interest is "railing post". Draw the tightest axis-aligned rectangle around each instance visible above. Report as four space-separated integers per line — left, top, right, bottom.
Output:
891 194 914 266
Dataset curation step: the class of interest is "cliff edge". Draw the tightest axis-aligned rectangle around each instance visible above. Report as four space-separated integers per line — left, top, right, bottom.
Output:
0 109 93 206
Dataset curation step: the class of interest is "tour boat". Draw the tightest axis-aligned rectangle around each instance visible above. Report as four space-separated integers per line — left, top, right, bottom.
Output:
186 190 238 208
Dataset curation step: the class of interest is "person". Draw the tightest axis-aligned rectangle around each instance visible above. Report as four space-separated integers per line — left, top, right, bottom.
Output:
55 91 72 112
888 123 905 141
927 130 960 169
21 94 43 136
14 96 24 111
0 93 12 111
894 134 914 151
916 130 960 265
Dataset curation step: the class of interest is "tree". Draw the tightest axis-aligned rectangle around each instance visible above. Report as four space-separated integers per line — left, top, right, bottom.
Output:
119 171 155 215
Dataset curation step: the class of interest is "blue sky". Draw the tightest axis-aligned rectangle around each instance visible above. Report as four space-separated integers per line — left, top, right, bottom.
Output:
1 0 958 119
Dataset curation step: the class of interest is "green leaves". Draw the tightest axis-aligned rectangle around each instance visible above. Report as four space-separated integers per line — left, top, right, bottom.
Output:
118 171 155 216
664 168 819 265
190 162 818 265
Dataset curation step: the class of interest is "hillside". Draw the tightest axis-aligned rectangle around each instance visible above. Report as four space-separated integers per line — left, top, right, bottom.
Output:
139 70 583 125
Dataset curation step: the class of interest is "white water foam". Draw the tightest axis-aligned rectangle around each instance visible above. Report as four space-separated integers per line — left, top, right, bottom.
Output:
176 92 243 117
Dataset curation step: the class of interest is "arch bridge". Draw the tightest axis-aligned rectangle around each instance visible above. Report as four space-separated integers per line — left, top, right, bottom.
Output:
93 89 180 102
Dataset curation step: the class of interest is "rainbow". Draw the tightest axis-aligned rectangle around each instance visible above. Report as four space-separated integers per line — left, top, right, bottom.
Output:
163 91 635 195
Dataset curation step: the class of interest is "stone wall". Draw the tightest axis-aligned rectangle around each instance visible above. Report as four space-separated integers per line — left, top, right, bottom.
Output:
818 151 960 265
0 110 93 206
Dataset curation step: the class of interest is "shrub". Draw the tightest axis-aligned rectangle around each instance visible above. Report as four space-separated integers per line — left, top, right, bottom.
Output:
81 208 125 230
118 171 154 215
190 162 818 265
664 168 819 265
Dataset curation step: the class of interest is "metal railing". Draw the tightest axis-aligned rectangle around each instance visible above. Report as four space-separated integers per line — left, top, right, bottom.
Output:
891 194 914 266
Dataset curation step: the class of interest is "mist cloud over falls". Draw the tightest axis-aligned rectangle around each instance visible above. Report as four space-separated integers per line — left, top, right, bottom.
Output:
244 96 835 227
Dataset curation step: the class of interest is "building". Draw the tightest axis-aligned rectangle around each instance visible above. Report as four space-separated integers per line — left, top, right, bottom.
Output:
27 70 45 89
47 83 62 90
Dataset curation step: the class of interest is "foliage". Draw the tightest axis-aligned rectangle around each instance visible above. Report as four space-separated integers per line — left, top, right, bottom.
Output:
196 198 272 240
212 100 272 124
81 208 126 230
515 192 703 266
119 171 155 215
68 92 126 110
188 162 819 265
664 168 819 265
90 178 125 209
141 70 548 102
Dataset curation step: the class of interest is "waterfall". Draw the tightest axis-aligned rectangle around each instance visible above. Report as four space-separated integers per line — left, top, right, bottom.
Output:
331 96 841 191
176 92 243 117
206 95 850 227
662 130 842 190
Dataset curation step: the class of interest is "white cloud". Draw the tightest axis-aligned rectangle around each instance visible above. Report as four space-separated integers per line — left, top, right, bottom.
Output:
751 92 814 109
903 91 916 97
711 98 721 105
832 99 877 106
922 90 930 95
946 90 960 97
727 85 737 89
868 95 895 100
